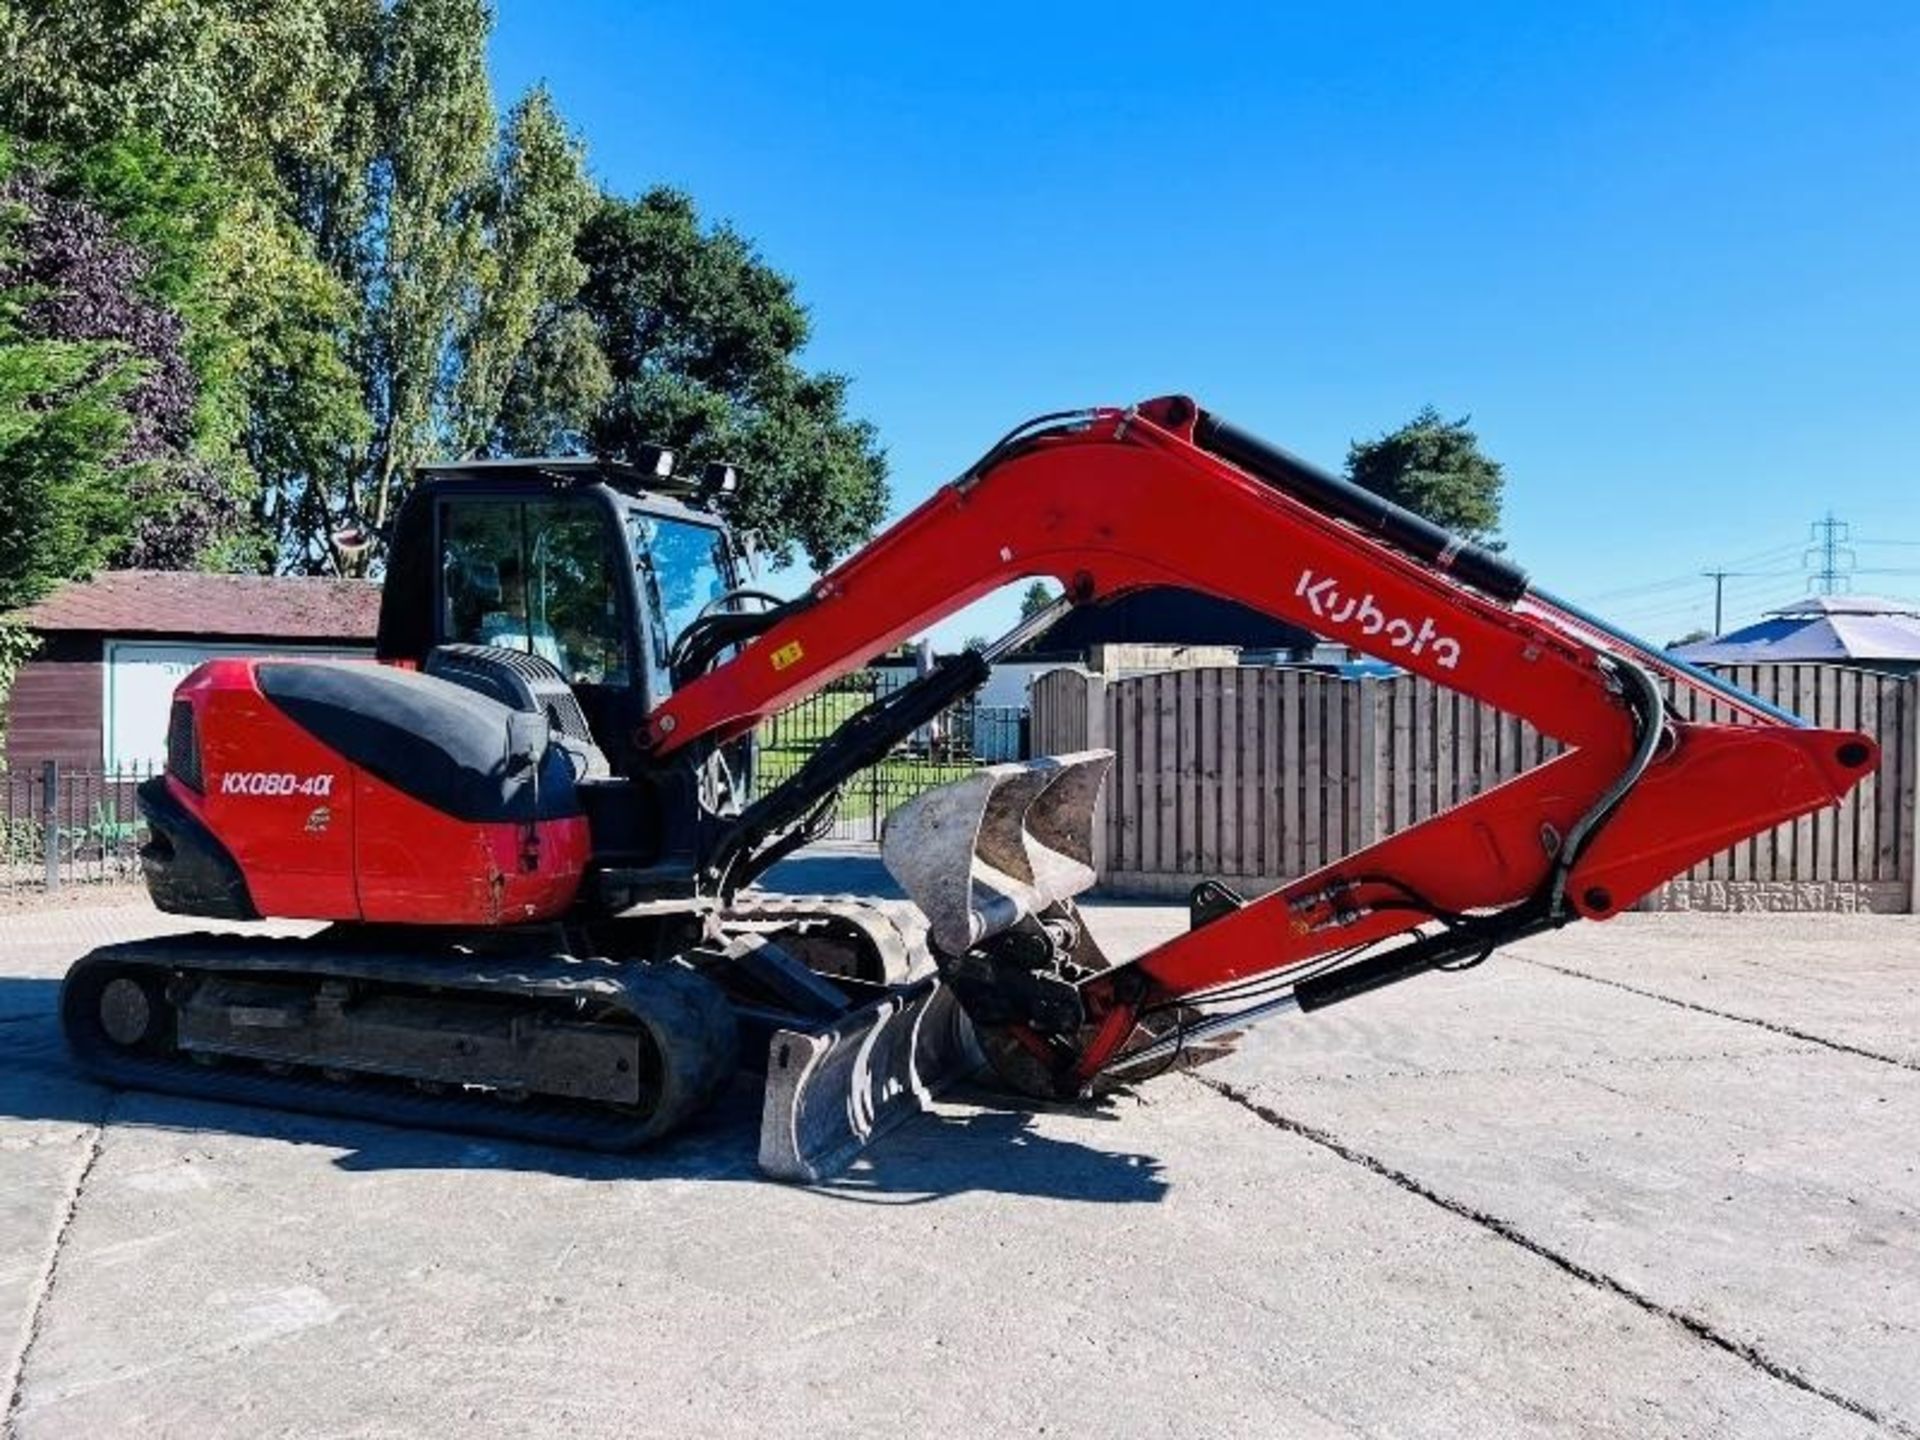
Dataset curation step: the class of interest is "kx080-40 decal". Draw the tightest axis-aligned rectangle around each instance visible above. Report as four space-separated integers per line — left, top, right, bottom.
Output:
219 771 336 798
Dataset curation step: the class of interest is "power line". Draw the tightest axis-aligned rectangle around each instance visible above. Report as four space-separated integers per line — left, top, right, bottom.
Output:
1578 544 1802 605
1698 567 1809 632
1605 583 1807 644
1569 517 1919 637
1606 571 1799 624
1583 573 1717 603
1702 570 1737 634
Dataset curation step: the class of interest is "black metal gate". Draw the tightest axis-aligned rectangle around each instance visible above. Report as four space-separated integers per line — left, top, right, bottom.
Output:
754 671 1028 842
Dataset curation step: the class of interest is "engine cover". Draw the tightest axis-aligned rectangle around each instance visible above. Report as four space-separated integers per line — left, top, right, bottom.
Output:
141 658 592 926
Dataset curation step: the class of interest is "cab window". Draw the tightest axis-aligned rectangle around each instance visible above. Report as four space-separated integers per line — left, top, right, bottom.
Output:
440 499 629 687
629 510 732 700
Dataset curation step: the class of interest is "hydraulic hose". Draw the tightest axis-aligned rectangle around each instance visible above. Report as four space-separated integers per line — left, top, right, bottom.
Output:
1546 653 1667 918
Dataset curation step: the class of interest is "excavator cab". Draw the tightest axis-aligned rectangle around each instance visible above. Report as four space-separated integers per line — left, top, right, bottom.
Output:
374 458 745 779
332 456 785 910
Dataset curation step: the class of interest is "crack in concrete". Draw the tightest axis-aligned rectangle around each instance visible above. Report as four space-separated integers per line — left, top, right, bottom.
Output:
3 1097 112 1439
1516 956 1920 1075
1193 1073 1916 1439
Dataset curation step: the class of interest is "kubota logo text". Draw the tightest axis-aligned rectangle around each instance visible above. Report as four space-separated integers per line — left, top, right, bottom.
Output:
1295 570 1462 669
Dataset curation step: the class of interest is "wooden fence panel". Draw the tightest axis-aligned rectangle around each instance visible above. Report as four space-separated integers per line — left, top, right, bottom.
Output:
1324 677 1348 863
1301 678 1320 861
1902 672 1912 891
1239 671 1264 875
1028 668 1087 757
1081 662 1915 909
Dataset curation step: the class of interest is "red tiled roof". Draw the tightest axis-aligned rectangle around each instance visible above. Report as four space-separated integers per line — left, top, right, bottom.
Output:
6 570 383 640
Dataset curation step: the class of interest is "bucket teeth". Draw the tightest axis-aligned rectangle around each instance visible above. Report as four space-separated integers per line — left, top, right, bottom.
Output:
881 750 1114 955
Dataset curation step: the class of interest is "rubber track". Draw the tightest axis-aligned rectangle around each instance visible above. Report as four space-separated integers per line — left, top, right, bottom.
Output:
62 933 738 1152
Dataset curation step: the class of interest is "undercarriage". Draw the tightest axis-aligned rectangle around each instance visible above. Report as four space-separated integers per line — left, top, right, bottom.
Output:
62 896 980 1179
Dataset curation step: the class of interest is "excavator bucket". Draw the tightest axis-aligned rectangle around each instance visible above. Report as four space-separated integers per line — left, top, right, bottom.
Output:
880 750 1114 953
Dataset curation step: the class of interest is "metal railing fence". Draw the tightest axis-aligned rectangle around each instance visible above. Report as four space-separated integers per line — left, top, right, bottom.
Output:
2 762 159 892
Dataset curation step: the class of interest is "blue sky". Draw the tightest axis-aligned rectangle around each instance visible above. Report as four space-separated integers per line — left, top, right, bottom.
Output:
491 1 1918 648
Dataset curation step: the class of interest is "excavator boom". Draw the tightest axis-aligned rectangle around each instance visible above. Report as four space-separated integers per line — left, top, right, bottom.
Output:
654 396 1876 1095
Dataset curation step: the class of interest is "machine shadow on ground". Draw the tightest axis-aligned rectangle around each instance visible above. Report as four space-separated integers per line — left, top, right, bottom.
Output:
0 977 1169 1205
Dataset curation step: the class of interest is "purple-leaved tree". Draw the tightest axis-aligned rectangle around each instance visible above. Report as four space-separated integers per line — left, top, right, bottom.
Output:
0 167 238 571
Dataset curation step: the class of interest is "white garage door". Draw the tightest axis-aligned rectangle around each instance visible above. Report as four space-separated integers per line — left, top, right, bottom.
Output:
103 641 372 773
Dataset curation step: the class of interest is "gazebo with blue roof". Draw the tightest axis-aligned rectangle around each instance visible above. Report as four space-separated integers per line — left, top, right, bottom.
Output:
1672 594 1920 674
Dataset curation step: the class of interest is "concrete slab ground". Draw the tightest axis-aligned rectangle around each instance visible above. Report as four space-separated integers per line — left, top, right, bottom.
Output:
1 869 1915 1438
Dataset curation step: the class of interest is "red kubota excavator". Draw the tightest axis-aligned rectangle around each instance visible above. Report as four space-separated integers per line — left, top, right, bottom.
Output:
62 398 1877 1179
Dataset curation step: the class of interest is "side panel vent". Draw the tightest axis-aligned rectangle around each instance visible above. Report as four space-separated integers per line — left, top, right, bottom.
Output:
167 699 203 792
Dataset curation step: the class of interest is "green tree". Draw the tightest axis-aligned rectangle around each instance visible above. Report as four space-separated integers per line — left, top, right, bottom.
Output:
0 146 143 610
273 3 595 571
0 334 139 610
0 0 377 572
0 2 889 580
52 133 267 568
1019 580 1057 618
353 0 495 549
578 189 889 569
489 307 611 455
0 135 264 586
231 190 372 571
0 0 374 173
24 0 596 574
1345 406 1504 544
450 87 596 452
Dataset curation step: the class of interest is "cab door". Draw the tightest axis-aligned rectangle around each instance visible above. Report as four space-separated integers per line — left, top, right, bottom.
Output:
435 493 645 766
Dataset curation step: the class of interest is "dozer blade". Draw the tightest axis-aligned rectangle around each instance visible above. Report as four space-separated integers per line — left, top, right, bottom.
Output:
880 750 1114 954
757 975 982 1182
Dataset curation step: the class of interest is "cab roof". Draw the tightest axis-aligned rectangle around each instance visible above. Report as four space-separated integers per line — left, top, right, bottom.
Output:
416 455 724 508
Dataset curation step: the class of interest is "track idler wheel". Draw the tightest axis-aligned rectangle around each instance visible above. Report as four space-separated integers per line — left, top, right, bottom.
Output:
66 962 175 1057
